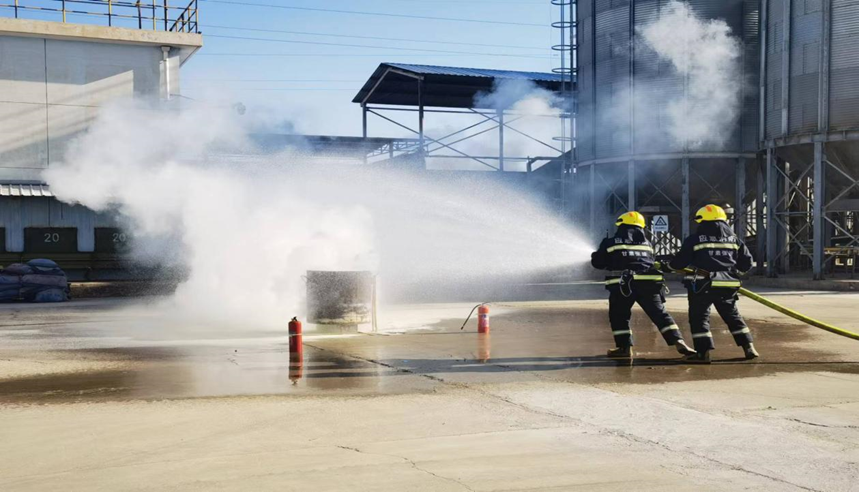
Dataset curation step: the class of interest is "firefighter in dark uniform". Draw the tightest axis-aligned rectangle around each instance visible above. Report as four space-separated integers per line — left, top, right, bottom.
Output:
591 211 697 359
668 204 759 363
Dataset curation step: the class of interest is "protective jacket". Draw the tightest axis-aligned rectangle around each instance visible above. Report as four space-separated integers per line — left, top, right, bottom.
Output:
669 221 753 289
591 225 663 289
591 225 681 348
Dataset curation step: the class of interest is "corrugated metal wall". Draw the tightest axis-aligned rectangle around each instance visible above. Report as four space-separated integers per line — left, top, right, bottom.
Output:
830 0 859 130
595 0 631 159
0 197 116 252
765 0 859 138
742 0 762 150
789 0 822 134
577 0 760 162
633 0 687 155
765 0 784 139
577 0 595 162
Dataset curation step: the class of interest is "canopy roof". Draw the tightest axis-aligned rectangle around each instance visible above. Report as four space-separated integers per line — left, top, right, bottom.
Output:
352 63 571 109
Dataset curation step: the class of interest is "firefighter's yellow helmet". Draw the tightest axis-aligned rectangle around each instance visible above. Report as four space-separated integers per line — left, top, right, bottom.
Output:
695 204 728 223
615 211 647 229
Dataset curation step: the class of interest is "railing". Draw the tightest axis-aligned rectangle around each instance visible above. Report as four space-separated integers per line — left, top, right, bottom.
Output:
0 0 199 33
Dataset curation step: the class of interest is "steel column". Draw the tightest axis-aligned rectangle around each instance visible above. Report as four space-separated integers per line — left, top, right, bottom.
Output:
418 79 425 159
362 105 368 164
682 158 690 239
736 157 747 241
589 164 596 236
627 160 636 211
567 165 575 219
782 160 791 273
498 109 505 172
757 156 766 274
561 161 567 217
766 149 778 277
590 0 597 160
759 0 768 143
813 142 825 280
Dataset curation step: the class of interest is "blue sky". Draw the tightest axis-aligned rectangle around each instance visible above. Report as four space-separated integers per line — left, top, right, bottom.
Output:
181 0 562 136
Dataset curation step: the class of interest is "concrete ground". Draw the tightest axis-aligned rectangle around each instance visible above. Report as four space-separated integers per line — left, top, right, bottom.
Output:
1 282 858 491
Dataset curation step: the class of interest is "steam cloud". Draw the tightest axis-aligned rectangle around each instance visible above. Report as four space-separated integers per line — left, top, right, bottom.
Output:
44 101 590 328
425 79 565 172
638 0 742 150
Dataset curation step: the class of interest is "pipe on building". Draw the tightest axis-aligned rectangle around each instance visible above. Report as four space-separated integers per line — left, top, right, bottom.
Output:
161 46 172 100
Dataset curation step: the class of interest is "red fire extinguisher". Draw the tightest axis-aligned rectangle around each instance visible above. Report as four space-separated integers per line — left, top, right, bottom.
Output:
289 353 304 384
477 333 491 362
477 305 490 334
288 317 303 359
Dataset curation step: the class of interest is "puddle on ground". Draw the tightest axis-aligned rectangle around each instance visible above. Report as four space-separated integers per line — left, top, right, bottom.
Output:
0 306 857 404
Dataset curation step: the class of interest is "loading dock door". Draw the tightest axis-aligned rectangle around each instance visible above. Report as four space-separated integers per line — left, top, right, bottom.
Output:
94 228 131 254
24 228 78 254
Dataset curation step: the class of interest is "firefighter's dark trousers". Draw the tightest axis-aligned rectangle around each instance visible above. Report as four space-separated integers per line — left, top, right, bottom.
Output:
608 282 682 348
687 288 753 353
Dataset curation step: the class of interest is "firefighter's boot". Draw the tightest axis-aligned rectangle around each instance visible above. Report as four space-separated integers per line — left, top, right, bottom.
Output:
684 351 711 364
607 346 633 359
675 339 697 356
743 343 759 360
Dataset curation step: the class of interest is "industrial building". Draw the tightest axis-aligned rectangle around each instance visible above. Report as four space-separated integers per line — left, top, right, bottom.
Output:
760 0 859 279
569 0 859 281
350 0 859 281
0 1 201 274
573 0 760 251
2 0 859 281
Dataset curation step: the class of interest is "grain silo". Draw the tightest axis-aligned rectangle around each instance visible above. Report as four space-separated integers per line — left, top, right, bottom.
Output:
762 0 859 279
573 0 761 255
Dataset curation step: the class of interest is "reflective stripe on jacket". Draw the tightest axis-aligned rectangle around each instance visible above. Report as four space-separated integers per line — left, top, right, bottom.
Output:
669 220 753 289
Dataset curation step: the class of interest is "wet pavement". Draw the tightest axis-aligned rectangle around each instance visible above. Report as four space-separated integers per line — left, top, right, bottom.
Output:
1 298 857 404
3 290 859 491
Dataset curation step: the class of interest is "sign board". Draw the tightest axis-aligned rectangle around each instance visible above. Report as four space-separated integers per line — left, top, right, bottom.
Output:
652 215 670 233
24 228 78 253
95 228 131 254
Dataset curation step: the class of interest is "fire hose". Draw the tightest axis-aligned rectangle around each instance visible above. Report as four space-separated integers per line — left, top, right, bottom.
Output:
655 262 859 342
458 266 859 342
736 288 859 341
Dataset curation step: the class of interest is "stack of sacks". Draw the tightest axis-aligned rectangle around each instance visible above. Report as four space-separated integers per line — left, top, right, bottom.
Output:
0 266 21 301
0 259 69 302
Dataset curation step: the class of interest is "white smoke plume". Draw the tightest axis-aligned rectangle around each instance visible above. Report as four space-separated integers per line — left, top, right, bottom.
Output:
43 101 591 329
638 0 742 150
423 79 565 172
